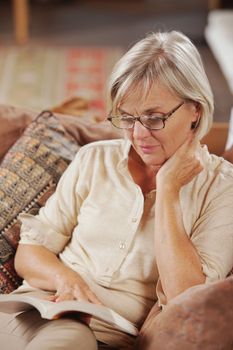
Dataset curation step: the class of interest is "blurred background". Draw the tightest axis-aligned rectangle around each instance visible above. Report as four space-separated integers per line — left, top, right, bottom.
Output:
0 0 232 120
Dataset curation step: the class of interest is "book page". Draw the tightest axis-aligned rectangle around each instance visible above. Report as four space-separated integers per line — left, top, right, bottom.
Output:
0 292 138 336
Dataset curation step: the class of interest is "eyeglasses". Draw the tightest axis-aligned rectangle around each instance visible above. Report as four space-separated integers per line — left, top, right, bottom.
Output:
107 101 184 130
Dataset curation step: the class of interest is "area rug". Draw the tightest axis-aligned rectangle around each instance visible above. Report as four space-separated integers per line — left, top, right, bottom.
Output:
0 46 122 113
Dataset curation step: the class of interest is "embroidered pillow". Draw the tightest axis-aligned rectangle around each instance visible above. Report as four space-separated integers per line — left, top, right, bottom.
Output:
0 111 79 293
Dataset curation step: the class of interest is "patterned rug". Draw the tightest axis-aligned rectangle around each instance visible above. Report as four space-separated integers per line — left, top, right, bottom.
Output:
0 46 122 113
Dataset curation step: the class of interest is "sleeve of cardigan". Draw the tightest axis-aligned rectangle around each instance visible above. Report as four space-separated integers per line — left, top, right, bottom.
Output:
190 173 233 283
19 147 88 254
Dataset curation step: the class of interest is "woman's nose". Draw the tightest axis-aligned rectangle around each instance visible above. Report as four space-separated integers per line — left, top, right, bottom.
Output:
133 120 151 138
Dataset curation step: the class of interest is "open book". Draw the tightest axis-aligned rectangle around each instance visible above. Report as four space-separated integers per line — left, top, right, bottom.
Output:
0 291 138 336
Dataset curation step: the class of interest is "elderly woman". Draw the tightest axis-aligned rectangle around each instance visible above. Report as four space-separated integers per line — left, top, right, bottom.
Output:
0 31 233 350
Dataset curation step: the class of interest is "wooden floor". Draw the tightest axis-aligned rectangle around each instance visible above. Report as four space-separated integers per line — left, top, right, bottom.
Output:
0 0 232 121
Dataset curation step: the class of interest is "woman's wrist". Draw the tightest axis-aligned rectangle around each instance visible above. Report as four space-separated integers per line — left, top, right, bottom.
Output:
156 181 181 199
53 265 76 289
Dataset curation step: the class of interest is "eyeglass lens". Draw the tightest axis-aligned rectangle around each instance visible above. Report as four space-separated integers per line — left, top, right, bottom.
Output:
111 116 164 130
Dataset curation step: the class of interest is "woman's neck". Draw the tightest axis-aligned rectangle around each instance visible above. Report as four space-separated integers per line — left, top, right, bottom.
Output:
128 148 158 194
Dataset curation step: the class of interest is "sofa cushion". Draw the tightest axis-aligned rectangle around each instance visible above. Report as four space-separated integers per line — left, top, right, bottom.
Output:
0 111 80 293
0 105 35 162
0 100 121 163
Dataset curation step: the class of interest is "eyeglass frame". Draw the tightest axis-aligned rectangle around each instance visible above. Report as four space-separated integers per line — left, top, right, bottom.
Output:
107 101 185 130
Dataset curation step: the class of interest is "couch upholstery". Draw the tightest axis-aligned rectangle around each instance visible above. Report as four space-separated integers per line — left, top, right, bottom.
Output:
0 102 232 349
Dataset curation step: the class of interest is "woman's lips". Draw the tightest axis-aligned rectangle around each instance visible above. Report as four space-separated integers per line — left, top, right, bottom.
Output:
139 145 160 154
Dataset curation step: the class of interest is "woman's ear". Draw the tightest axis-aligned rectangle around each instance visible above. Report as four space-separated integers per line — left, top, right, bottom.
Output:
191 102 201 130
191 116 201 130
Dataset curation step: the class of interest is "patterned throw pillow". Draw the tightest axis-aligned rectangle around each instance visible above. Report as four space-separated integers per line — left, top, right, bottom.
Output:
0 111 80 293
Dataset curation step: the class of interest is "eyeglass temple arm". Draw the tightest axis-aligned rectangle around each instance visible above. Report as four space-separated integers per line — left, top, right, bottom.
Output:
163 101 185 121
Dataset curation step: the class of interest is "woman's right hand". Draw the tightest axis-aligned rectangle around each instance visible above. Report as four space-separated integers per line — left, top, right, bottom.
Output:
50 268 102 304
15 244 101 305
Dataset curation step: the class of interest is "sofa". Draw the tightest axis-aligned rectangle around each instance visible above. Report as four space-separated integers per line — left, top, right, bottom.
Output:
0 101 232 349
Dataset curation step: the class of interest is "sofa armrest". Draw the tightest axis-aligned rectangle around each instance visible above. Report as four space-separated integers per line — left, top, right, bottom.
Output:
135 276 233 350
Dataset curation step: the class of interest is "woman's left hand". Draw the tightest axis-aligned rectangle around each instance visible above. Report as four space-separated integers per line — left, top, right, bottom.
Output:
154 133 206 301
156 133 203 193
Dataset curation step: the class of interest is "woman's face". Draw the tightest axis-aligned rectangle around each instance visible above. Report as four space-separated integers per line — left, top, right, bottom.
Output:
119 81 200 168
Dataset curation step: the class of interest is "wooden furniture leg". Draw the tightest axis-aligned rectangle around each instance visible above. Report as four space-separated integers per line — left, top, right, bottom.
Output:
13 0 29 44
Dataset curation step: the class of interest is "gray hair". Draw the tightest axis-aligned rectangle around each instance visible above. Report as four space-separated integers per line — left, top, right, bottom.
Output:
108 31 214 139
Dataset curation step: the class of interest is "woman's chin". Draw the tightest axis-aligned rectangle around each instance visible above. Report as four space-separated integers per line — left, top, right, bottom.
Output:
141 155 165 168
